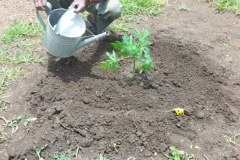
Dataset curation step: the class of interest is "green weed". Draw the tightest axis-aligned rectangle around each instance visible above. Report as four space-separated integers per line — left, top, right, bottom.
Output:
110 143 119 152
93 154 110 160
168 146 195 160
0 116 21 133
101 28 153 78
24 117 37 127
223 130 240 146
34 144 48 160
0 79 10 94
177 4 191 12
0 95 12 111
52 151 71 160
0 127 6 143
127 156 136 160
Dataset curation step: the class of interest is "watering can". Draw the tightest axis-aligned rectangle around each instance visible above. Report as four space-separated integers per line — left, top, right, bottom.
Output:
36 2 109 58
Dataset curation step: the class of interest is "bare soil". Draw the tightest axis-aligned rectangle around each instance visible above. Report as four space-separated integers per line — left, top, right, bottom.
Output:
1 0 240 160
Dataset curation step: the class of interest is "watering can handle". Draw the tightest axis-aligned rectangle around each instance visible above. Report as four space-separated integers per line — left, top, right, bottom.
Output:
35 2 52 30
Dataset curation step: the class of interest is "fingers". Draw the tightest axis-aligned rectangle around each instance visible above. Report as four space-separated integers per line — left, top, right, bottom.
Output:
69 0 85 13
75 4 85 13
35 0 46 11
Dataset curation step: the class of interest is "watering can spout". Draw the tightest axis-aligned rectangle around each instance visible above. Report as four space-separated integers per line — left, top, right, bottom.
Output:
76 31 110 50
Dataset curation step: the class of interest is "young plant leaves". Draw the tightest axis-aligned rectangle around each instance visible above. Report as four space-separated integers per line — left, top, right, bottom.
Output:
101 28 153 78
24 117 37 126
101 51 120 71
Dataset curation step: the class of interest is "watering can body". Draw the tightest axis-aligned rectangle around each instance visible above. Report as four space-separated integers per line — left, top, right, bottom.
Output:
36 3 108 58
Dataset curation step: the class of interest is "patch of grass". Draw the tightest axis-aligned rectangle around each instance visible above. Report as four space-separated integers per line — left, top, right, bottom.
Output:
109 0 169 32
0 67 25 80
204 0 240 14
108 18 132 32
0 19 45 97
11 52 45 66
216 0 240 14
223 130 240 146
120 0 168 16
177 4 191 12
0 19 43 45
0 67 25 94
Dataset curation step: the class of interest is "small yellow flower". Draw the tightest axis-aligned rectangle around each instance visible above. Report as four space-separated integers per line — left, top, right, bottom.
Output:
166 108 188 116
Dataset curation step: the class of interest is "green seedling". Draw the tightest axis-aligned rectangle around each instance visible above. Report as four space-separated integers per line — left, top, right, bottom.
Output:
52 151 71 160
223 130 240 146
1 116 22 133
0 78 10 94
127 156 136 160
24 117 37 126
34 144 48 160
0 96 12 111
177 4 191 12
101 28 153 78
0 127 6 143
67 140 72 145
93 154 110 160
110 143 119 152
169 146 184 160
168 146 195 160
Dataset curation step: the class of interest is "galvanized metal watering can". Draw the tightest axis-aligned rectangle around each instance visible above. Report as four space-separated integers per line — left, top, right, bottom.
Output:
36 2 108 58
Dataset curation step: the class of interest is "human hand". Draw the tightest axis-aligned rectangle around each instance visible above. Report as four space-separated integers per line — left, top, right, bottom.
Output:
34 0 47 11
69 0 88 13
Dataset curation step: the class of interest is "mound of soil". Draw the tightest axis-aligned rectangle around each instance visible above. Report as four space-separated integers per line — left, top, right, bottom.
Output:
1 0 240 160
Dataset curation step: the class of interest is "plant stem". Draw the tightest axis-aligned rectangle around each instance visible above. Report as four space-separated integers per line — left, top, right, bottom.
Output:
133 57 136 78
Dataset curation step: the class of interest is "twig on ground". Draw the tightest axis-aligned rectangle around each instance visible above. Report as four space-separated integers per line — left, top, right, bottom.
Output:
203 154 209 160
55 116 73 132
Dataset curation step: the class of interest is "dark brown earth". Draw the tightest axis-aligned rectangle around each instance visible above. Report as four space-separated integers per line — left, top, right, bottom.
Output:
1 0 240 160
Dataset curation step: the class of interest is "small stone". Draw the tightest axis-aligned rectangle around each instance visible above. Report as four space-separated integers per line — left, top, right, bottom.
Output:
176 123 181 128
55 106 63 112
226 36 232 41
154 152 158 157
196 112 205 119
83 98 91 104
144 150 152 157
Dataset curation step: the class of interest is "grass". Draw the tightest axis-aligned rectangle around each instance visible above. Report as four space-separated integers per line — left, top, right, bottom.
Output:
177 4 191 12
108 0 169 32
0 19 45 107
204 0 240 14
216 0 240 14
0 96 12 111
0 19 43 45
